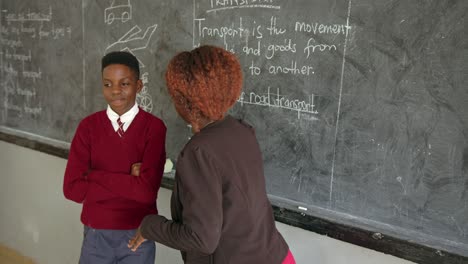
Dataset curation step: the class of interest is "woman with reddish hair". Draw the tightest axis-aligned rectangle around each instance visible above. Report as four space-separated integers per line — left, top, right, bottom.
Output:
129 45 295 264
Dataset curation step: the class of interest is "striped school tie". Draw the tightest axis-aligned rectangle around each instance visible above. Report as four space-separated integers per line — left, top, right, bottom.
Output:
117 117 125 137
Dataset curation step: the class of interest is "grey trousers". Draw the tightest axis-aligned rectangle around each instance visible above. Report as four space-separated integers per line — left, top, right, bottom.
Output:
79 226 155 264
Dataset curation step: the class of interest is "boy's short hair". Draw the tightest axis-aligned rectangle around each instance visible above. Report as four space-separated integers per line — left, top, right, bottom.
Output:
101 51 140 79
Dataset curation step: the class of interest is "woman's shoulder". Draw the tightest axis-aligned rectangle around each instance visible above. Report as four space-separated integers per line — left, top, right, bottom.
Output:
185 115 255 152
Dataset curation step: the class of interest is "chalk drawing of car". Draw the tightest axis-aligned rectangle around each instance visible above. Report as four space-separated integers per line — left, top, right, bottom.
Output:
104 0 132 24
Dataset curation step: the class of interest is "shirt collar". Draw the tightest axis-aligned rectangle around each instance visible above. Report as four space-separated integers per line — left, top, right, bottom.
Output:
106 103 139 123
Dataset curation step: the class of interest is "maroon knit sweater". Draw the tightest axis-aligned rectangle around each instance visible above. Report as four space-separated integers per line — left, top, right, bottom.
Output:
63 109 166 229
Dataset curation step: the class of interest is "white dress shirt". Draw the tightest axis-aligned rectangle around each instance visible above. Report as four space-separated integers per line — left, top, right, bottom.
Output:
106 103 139 132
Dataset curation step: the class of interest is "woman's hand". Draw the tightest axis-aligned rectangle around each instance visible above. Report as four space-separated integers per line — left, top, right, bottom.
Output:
128 227 147 251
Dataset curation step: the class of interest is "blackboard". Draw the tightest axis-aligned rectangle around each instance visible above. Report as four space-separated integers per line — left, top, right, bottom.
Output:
1 0 467 261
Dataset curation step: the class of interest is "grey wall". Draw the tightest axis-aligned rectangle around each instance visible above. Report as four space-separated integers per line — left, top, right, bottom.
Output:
0 140 415 264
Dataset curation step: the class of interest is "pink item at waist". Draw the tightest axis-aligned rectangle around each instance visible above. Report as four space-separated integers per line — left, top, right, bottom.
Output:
282 250 296 264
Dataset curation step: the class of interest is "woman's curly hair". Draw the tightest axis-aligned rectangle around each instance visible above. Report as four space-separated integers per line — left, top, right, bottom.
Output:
165 45 243 131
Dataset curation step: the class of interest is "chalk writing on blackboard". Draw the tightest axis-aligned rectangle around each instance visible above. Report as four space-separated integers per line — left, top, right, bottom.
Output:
193 1 350 121
0 6 72 119
207 0 281 13
237 87 318 120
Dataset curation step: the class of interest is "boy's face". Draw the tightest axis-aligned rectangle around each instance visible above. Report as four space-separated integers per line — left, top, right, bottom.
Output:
102 64 142 116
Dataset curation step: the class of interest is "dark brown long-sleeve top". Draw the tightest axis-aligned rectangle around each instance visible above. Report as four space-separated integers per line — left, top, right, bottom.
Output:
140 115 289 264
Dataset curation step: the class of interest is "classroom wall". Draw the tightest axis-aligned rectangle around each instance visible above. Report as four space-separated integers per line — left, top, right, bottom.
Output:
0 140 416 264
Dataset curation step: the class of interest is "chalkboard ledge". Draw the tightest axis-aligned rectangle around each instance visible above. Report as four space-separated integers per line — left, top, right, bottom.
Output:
0 129 467 264
0 126 70 158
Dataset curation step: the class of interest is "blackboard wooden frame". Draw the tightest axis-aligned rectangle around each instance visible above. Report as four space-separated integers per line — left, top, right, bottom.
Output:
1 129 466 264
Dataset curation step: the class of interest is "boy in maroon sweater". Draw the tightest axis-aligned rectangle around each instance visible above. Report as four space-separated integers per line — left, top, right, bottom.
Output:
63 51 166 264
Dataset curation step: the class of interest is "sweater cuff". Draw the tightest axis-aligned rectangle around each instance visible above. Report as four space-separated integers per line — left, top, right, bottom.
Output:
140 214 166 240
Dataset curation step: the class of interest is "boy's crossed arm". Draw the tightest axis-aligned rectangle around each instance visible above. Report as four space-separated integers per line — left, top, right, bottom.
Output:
63 121 118 204
87 125 166 205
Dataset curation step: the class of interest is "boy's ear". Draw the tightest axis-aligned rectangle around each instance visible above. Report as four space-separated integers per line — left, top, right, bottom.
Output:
136 79 143 93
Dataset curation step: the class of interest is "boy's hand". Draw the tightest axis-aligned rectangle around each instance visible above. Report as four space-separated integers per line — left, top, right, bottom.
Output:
131 163 142 177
